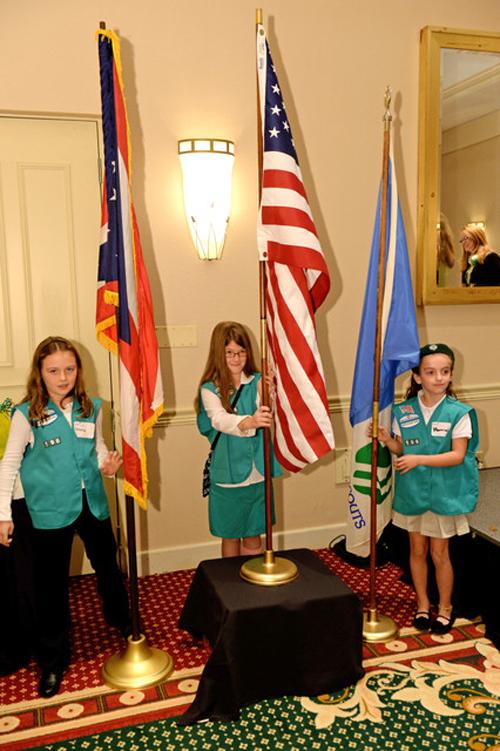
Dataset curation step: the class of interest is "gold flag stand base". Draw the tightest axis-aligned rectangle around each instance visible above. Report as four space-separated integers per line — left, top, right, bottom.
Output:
240 550 299 586
101 633 174 690
363 608 399 643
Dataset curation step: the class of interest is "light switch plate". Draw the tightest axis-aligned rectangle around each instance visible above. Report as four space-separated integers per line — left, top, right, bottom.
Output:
156 325 197 348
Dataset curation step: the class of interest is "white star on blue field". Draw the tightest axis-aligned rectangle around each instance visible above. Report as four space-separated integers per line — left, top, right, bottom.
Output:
264 45 298 162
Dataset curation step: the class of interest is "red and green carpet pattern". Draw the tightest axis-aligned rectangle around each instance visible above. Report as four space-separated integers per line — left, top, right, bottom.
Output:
1 549 499 750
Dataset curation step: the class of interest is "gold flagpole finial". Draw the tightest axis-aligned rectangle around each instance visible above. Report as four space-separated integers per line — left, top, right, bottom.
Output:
256 8 262 24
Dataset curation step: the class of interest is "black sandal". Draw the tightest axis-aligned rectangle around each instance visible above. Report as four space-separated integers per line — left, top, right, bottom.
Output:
413 611 431 630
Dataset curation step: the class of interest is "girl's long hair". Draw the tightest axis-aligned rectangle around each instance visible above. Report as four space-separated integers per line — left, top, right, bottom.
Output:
195 322 259 413
22 336 93 424
438 213 455 270
460 224 489 272
405 357 457 400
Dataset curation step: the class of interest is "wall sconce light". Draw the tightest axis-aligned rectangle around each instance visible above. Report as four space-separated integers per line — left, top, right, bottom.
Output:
178 139 235 260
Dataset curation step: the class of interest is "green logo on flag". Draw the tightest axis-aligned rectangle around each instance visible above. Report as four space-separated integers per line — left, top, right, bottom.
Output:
352 442 392 505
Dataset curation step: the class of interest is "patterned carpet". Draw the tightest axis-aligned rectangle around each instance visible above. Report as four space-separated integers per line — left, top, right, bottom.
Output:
1 549 499 750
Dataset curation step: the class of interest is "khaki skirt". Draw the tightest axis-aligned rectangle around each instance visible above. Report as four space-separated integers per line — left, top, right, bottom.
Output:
392 509 470 539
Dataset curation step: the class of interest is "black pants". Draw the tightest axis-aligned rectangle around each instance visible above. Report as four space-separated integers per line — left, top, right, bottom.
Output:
31 491 130 671
0 499 37 675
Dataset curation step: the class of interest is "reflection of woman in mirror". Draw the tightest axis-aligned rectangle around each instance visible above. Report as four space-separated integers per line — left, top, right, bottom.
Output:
437 213 455 288
460 225 500 287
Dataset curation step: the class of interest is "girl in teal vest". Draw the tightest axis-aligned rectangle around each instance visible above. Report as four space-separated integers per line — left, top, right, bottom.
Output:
0 337 131 698
195 322 282 558
376 343 479 635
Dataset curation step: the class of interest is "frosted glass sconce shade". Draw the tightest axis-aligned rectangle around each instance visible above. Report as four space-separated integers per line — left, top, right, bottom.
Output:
178 138 235 260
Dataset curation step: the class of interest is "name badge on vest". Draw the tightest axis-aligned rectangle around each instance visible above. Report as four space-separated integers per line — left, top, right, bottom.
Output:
431 421 451 438
74 421 95 439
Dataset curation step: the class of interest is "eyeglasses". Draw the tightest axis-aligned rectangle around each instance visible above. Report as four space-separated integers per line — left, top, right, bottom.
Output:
225 349 247 360
459 236 471 244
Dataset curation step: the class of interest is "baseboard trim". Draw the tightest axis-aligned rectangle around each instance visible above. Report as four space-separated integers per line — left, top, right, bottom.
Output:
134 523 347 575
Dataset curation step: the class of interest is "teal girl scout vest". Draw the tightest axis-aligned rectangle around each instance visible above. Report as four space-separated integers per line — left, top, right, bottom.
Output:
15 398 110 529
197 374 282 484
392 395 479 516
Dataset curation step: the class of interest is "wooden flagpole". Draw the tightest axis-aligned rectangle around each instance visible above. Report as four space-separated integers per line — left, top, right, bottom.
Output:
362 87 398 642
239 8 298 586
106 351 125 573
98 21 174 687
101 327 174 689
256 6 273 556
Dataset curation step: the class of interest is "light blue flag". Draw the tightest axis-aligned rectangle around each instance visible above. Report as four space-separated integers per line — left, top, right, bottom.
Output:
346 146 420 556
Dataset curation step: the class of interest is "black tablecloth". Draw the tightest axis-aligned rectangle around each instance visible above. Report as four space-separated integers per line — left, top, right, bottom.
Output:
456 468 500 648
177 548 364 724
384 469 500 651
450 534 500 649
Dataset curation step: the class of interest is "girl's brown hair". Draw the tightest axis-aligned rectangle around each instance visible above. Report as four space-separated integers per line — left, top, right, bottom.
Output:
438 213 455 270
195 322 259 413
405 354 457 400
22 336 93 424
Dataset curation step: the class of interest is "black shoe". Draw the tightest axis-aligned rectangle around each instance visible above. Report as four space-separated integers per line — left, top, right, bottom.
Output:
412 611 431 630
431 613 455 635
38 668 64 698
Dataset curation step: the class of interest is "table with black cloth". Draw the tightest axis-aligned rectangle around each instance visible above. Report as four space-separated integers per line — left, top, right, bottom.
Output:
177 548 364 724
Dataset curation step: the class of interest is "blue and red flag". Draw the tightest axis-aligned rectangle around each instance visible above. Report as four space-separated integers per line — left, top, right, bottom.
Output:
96 29 163 509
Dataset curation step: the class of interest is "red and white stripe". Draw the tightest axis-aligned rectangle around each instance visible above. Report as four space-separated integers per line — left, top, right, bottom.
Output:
96 30 163 508
258 151 335 472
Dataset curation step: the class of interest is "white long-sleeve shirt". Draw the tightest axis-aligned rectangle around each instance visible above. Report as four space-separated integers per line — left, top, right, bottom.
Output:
200 373 264 487
200 372 259 437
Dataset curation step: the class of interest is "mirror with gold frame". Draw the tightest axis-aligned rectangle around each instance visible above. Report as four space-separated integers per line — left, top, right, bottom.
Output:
417 26 500 305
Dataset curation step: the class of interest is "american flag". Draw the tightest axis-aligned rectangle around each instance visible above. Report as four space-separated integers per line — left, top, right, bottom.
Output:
96 29 163 509
256 23 335 472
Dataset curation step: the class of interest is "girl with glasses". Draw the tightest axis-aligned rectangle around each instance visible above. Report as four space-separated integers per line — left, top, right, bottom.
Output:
195 321 281 558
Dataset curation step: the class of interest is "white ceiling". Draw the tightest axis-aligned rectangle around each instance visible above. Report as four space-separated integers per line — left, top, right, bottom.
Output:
441 48 500 130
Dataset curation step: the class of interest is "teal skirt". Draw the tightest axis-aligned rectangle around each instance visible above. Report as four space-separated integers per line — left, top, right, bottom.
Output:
208 482 275 539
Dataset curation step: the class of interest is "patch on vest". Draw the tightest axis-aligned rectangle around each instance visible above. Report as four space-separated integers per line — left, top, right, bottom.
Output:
404 438 420 447
37 409 58 427
43 437 61 448
399 413 420 429
400 405 414 414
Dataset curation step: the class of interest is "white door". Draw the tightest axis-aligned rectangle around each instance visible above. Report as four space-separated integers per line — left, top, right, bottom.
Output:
0 115 109 400
0 115 120 574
